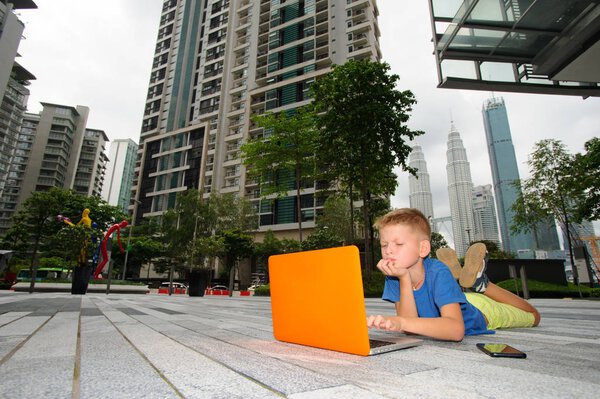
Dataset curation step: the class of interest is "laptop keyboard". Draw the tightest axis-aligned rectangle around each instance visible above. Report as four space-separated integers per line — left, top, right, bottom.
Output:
369 339 394 348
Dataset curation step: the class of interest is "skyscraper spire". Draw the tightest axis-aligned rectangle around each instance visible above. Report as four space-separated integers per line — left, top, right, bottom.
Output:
446 123 475 257
408 142 434 225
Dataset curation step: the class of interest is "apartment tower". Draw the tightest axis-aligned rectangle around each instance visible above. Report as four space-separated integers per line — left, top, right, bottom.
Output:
73 128 109 198
472 184 500 247
102 139 138 211
0 1 36 216
446 123 475 257
408 143 434 223
133 0 381 236
0 103 90 234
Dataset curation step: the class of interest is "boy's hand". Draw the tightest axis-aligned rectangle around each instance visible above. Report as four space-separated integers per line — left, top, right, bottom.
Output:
377 258 408 278
367 315 404 332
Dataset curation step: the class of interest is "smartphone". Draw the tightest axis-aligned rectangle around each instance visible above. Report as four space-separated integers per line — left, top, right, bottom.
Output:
476 343 527 359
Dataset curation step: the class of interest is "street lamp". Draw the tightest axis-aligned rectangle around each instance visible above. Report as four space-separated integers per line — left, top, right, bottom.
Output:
122 199 141 280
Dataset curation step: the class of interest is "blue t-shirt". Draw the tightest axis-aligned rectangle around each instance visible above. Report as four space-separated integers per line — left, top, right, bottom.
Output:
382 257 493 336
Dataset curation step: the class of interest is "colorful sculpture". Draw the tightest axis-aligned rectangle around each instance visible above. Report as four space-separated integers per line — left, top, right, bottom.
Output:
93 220 129 279
57 209 93 267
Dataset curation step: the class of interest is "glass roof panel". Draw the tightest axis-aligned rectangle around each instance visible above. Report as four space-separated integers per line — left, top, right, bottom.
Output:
515 0 594 31
443 28 506 53
495 31 555 57
431 0 463 19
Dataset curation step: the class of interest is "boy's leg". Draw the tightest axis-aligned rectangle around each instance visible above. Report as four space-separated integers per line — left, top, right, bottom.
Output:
435 247 462 279
459 243 487 290
482 283 541 326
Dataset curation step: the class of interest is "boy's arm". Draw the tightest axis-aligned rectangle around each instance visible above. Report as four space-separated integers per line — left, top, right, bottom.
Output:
368 302 465 341
395 274 419 318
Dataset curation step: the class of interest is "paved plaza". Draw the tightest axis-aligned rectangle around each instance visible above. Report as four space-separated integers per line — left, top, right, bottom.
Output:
0 291 599 398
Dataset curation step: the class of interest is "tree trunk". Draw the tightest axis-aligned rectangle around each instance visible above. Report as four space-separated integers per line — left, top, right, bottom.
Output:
361 183 373 275
296 166 303 242
28 234 41 294
349 184 355 242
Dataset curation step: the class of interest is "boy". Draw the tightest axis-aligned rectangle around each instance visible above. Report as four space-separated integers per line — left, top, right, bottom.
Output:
366 208 540 341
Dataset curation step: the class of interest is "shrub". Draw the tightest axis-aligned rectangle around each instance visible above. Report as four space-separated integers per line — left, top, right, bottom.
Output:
363 270 385 298
496 278 600 298
254 284 270 296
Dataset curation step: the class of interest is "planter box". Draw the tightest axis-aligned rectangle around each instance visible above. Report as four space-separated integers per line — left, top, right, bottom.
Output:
10 282 150 294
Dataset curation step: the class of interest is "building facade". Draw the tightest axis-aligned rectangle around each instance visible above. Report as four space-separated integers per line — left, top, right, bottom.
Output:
408 142 434 224
73 128 109 198
471 184 500 247
482 96 534 254
0 103 91 234
0 1 36 220
446 123 475 257
102 139 138 211
133 0 381 237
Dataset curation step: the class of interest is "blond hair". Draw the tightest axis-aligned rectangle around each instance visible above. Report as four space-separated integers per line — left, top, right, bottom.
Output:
373 208 431 240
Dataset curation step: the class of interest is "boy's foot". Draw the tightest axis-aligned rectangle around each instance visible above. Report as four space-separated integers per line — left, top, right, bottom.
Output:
435 247 462 279
460 243 488 292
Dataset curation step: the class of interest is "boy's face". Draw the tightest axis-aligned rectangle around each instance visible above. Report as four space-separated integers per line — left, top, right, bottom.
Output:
379 224 430 270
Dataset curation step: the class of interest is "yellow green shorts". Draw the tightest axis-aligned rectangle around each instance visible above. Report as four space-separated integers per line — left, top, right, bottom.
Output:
465 292 535 330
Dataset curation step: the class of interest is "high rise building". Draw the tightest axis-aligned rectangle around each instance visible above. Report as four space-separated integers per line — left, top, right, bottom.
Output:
0 64 34 204
0 1 36 100
73 128 109 198
102 139 138 212
133 0 381 236
482 96 535 254
446 123 475 257
0 1 36 216
0 103 93 234
472 184 500 247
408 142 434 223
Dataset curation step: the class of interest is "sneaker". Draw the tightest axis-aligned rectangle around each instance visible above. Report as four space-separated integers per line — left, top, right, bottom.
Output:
471 272 489 293
459 243 488 291
435 247 462 279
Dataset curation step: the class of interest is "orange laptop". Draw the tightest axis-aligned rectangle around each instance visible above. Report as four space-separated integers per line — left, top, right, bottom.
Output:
268 245 422 356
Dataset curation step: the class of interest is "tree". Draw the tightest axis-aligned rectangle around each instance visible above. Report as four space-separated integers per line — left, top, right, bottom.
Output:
511 139 584 283
471 240 513 259
214 230 254 296
241 106 318 241
2 188 80 292
301 227 343 251
429 232 449 258
316 195 353 244
311 59 423 270
572 137 600 222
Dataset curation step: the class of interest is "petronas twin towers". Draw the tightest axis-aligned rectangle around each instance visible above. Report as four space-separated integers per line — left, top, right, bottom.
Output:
408 119 499 257
409 96 559 257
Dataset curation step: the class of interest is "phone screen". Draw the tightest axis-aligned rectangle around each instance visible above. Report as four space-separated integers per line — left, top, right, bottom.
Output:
476 343 527 358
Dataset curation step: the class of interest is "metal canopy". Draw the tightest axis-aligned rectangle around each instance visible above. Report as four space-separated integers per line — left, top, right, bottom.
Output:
427 0 600 97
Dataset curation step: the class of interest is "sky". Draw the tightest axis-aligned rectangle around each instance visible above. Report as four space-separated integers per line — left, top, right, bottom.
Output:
14 0 600 239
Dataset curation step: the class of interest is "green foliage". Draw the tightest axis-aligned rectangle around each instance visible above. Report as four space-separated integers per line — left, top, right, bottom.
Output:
511 140 583 236
362 270 386 298
253 284 270 296
571 137 600 222
0 188 125 272
241 106 318 241
317 195 354 244
301 228 343 251
429 232 449 258
470 240 514 259
161 190 257 273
